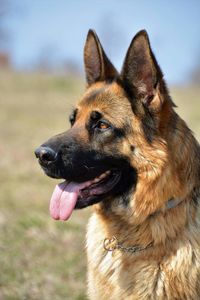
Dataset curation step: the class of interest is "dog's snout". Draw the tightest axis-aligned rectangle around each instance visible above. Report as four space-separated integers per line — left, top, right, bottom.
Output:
35 146 57 163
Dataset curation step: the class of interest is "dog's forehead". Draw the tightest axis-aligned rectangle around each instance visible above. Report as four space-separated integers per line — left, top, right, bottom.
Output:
77 82 131 115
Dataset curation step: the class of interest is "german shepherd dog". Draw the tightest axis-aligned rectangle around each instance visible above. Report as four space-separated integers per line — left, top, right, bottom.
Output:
35 30 200 299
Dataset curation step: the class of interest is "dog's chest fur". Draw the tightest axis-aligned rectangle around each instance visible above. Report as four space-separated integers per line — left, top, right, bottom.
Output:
86 211 200 300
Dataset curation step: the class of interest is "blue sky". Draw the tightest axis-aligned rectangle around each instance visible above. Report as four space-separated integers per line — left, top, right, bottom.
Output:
4 0 200 84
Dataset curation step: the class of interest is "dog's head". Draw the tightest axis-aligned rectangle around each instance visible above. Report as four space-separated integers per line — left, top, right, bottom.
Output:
35 30 176 222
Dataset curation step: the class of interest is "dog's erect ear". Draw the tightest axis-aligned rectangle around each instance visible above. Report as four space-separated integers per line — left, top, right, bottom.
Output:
84 29 118 86
121 30 164 111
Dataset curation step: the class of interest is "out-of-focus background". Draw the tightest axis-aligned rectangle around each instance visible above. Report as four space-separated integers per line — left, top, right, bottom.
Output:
0 1 199 299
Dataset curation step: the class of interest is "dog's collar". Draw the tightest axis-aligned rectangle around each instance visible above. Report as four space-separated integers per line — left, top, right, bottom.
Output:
103 236 153 253
103 197 183 254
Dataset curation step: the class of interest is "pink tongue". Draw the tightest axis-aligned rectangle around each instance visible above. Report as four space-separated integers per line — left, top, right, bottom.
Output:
49 180 92 221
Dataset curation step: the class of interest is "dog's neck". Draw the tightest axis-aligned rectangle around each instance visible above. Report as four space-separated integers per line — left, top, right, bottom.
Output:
94 189 199 249
102 197 183 254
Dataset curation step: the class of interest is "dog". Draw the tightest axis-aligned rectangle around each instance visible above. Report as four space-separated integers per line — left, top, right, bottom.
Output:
35 29 200 299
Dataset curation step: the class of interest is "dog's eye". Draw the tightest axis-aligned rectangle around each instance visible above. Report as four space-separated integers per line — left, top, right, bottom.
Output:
96 121 110 131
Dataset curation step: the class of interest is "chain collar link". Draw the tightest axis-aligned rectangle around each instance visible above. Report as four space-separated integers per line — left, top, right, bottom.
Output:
103 236 153 254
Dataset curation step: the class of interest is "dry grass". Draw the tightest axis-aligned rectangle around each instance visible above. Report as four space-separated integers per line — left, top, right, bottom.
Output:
0 72 88 300
0 72 199 300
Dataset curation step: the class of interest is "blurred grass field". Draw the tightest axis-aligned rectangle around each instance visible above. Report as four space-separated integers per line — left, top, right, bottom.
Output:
0 71 199 300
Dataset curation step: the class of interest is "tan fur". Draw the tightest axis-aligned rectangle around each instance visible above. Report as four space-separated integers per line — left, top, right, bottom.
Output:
82 83 200 299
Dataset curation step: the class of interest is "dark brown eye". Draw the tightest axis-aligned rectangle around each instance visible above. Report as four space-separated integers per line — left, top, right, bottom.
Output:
96 121 110 130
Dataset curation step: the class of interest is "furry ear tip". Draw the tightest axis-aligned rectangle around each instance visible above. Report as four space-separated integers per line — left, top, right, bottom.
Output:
87 29 97 39
134 29 149 41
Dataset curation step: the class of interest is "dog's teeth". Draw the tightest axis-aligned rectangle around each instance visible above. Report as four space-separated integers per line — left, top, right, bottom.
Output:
94 177 101 183
93 170 111 184
98 170 111 180
99 173 107 179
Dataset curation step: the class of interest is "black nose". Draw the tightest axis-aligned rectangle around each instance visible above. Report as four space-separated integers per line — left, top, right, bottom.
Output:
34 146 57 163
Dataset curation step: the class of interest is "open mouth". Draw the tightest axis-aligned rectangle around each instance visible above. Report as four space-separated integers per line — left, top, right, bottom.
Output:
49 169 121 221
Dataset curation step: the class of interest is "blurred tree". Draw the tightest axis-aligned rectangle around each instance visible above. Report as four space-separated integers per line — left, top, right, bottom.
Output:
34 44 80 76
98 14 126 62
190 65 200 85
0 0 11 68
35 44 57 72
0 0 11 47
190 48 200 85
62 59 80 76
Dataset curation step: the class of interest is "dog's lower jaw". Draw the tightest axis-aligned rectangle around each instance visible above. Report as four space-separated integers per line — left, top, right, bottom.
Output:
86 194 200 300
